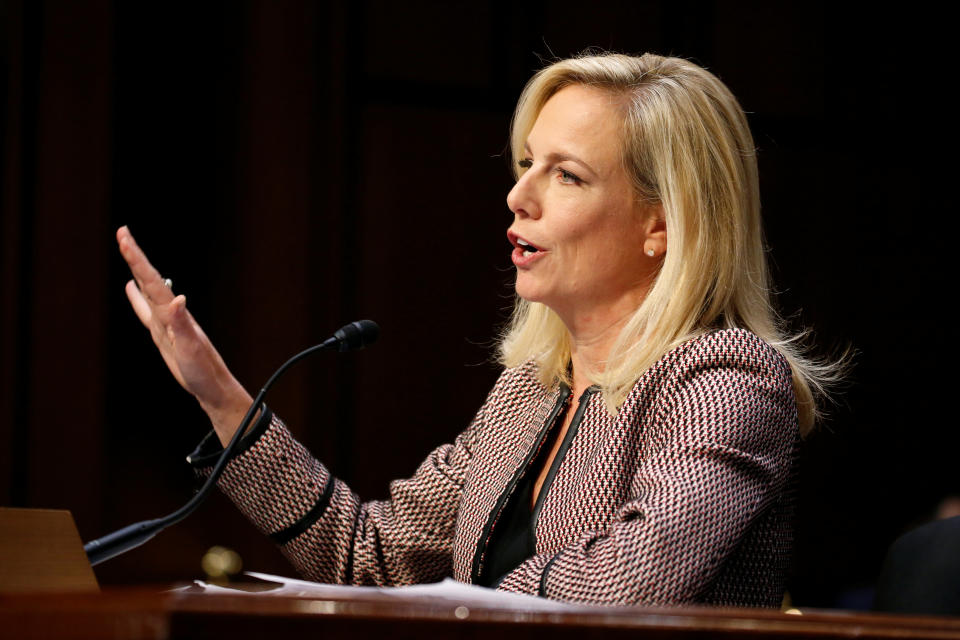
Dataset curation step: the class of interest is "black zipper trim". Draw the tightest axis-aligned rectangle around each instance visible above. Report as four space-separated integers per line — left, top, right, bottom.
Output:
533 386 597 597
530 386 597 527
470 384 571 583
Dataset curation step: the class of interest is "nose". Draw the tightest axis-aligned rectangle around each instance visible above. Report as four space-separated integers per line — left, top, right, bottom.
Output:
506 170 541 220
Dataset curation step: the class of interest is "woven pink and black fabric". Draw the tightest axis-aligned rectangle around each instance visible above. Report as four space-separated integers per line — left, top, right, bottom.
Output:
192 328 799 606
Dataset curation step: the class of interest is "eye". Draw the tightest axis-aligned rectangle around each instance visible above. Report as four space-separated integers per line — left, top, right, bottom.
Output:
517 159 533 170
557 168 582 185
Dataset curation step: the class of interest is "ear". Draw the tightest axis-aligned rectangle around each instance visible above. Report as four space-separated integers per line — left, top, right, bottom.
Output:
641 203 667 258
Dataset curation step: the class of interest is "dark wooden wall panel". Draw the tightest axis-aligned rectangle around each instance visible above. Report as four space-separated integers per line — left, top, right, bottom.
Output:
5 0 112 531
0 0 29 508
213 1 321 438
348 103 511 497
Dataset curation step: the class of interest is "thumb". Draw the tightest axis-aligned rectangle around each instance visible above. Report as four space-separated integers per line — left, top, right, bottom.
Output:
165 295 191 341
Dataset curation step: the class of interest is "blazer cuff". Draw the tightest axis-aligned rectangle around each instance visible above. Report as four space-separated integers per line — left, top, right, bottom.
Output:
186 404 274 469
185 408 335 540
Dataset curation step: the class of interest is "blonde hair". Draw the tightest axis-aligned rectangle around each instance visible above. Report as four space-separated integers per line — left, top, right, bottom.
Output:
498 52 840 435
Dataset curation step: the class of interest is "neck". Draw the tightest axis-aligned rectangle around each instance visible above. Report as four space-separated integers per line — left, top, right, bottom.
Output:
559 295 644 399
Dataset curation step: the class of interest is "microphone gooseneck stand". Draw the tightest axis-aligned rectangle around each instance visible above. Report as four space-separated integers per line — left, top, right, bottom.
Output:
83 320 380 566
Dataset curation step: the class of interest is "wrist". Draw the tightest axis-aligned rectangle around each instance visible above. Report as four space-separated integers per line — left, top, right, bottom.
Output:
199 377 254 447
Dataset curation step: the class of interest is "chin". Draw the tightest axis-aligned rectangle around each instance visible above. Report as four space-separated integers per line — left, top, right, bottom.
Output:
514 277 552 306
513 276 537 302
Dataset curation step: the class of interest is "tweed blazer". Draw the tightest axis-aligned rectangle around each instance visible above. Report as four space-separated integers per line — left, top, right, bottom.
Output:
190 327 799 606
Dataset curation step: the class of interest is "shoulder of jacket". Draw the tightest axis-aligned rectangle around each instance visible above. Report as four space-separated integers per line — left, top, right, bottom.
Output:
609 329 798 448
620 329 792 412
656 328 790 377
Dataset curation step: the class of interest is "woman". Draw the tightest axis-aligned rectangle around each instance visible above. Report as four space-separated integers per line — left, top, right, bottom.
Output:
117 52 830 606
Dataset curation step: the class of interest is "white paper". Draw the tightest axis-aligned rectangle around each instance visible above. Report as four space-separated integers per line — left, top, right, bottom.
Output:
177 572 590 613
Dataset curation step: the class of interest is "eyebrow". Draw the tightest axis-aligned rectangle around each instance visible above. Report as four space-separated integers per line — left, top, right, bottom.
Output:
523 143 598 177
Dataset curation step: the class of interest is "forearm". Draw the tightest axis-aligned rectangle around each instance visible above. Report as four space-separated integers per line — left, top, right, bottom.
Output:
191 407 477 586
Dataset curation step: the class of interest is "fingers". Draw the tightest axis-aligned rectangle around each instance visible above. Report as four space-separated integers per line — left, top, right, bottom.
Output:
116 226 175 306
125 279 153 327
126 279 193 352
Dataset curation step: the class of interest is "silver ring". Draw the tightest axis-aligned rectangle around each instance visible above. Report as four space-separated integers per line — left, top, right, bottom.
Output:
163 278 173 289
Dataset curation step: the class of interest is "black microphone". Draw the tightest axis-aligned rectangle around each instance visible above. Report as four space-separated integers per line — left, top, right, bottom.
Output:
332 319 379 352
84 320 380 567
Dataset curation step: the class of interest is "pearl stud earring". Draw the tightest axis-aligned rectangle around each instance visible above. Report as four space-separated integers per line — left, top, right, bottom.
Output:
646 248 655 257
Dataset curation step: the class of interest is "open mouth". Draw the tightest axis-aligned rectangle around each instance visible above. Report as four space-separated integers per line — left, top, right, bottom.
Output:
516 238 540 257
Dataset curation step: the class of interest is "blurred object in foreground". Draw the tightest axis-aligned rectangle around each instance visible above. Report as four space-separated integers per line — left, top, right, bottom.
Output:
201 545 242 584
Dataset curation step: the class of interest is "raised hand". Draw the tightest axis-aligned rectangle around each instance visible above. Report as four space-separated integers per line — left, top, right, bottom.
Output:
117 226 253 445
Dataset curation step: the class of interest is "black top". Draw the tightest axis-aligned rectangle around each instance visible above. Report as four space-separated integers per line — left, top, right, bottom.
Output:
477 413 563 588
477 386 597 588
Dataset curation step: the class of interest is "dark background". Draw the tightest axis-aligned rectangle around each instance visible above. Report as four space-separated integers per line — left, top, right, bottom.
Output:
1 0 955 608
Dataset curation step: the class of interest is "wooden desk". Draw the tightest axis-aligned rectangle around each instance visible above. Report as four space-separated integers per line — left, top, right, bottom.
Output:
2 588 959 639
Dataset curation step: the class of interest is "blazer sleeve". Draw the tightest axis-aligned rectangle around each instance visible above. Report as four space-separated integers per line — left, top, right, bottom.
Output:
495 345 799 605
189 385 495 586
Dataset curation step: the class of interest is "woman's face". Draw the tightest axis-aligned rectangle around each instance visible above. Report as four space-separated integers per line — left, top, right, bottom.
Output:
506 84 663 322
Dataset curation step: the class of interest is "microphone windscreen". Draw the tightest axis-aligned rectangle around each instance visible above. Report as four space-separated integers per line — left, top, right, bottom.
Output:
334 320 380 352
